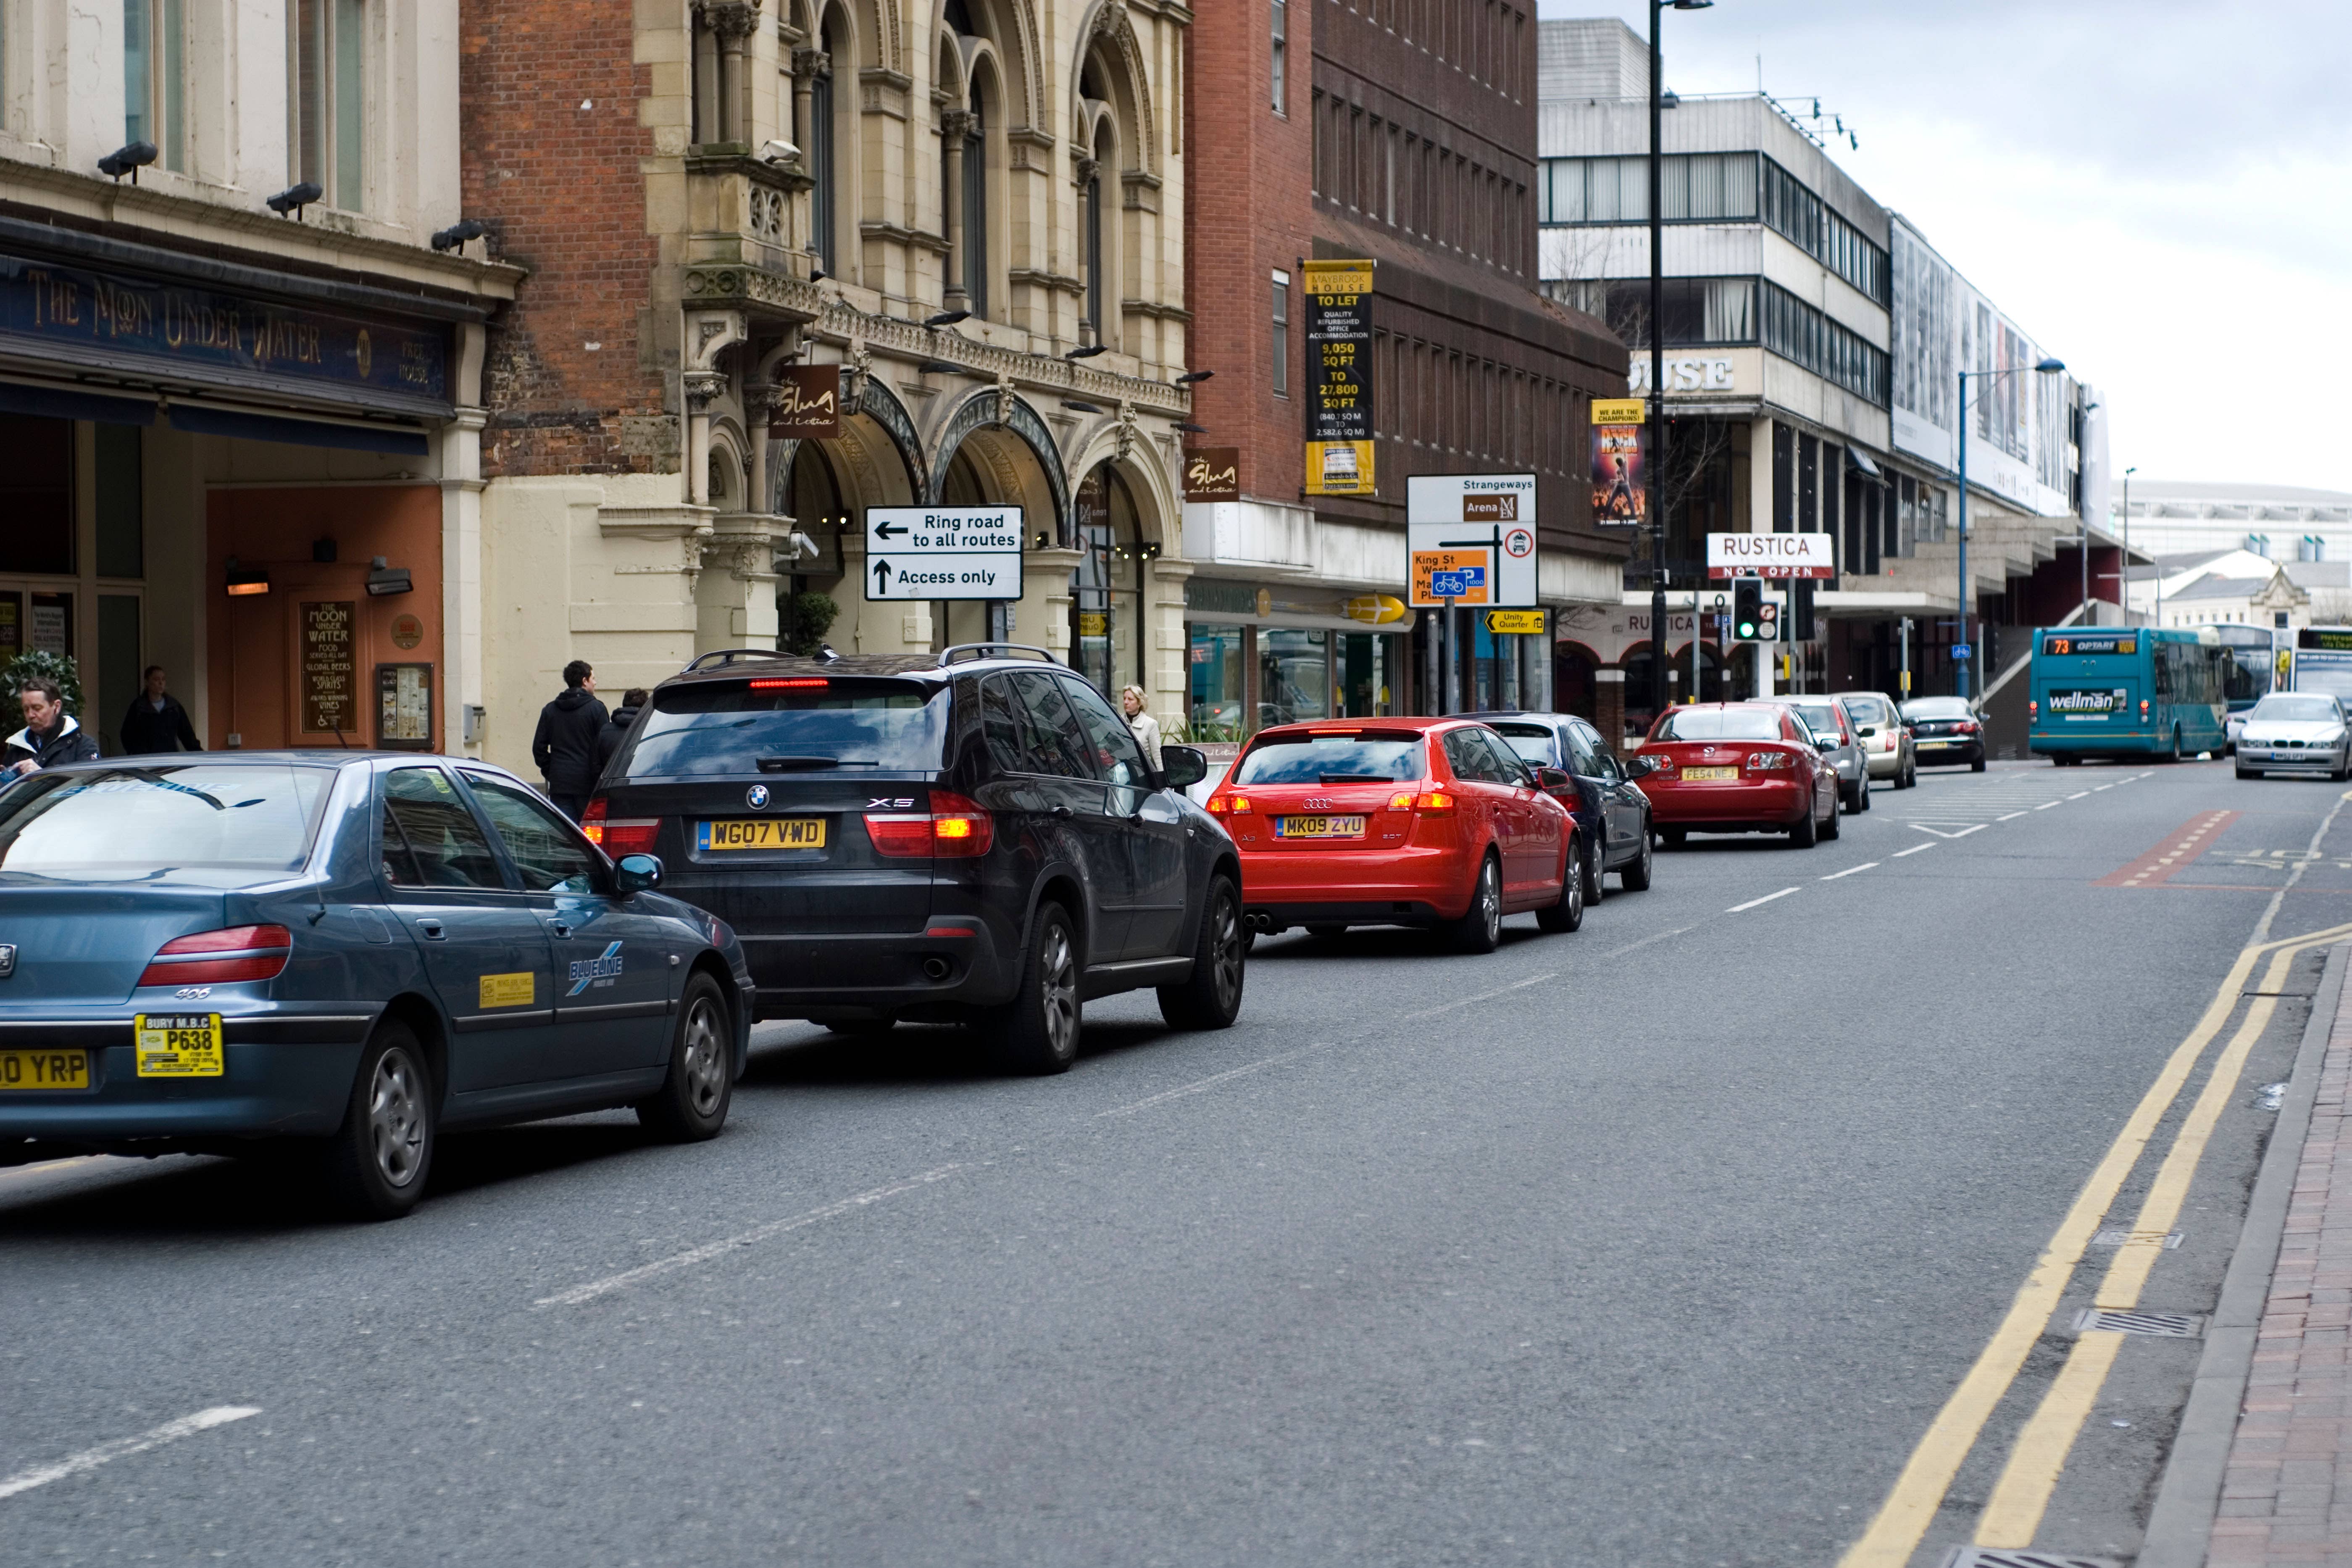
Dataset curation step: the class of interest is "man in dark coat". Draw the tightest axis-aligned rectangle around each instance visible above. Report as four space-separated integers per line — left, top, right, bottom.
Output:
5 678 102 778
532 660 608 820
595 687 648 776
119 666 203 754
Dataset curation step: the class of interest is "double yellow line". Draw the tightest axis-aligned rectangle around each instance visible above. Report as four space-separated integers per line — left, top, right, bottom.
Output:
1839 920 2352 1568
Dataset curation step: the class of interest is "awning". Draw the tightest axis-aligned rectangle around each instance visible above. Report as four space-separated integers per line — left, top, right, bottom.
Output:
167 404 429 455
1847 447 1883 478
0 379 153 426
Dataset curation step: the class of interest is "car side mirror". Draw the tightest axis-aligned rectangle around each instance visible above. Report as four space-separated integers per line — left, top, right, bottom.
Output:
1536 766 1571 791
614 853 663 894
1160 745 1209 789
1623 755 1658 779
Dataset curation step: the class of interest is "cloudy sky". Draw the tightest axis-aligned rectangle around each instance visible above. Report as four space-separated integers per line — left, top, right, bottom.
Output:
1534 0 2352 494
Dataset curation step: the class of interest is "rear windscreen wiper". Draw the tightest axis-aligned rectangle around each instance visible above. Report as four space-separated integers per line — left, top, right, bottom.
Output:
755 755 877 771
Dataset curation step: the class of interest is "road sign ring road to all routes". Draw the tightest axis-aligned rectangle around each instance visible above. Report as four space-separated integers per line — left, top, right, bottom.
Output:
863 506 1026 602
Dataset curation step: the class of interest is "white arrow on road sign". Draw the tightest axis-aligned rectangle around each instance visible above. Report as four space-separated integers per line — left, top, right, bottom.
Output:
863 507 1026 602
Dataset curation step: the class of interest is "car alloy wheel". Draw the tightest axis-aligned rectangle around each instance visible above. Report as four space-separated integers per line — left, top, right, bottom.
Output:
1160 876 1246 1031
1037 917 1080 1060
678 994 727 1120
367 1047 428 1191
639 974 735 1141
1450 855 1503 953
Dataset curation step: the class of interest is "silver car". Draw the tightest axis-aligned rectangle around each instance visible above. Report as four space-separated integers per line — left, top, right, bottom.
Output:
1767 696 1871 813
1834 690 1916 789
2236 692 2352 780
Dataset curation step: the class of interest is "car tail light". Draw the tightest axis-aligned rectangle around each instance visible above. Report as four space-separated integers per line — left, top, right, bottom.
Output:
139 925 292 987
1954 719 1980 734
749 677 829 689
1388 791 1415 810
2027 700 2039 720
580 796 659 855
866 792 994 858
1208 794 1252 815
1411 789 1457 813
1746 750 1794 771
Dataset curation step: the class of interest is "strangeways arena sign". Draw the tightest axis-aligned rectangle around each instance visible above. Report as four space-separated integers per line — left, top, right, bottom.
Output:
1304 260 1373 497
863 507 1025 601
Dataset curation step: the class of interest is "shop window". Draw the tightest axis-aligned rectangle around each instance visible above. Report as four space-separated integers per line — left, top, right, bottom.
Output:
96 424 143 579
1189 624 1244 742
1337 633 1391 718
292 0 366 210
1070 463 1144 700
1257 628 1329 728
0 416 73 575
125 0 187 170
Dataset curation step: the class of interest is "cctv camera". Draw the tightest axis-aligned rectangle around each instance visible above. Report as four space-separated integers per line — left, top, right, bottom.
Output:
759 138 801 167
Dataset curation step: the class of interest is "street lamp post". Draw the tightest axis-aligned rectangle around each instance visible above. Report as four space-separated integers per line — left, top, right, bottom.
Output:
1646 0 1711 724
1954 356 2066 699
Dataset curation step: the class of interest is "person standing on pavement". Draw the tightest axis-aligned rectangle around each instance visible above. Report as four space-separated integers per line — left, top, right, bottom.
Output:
5 678 101 778
118 666 202 754
1120 684 1163 771
595 687 648 776
531 660 607 820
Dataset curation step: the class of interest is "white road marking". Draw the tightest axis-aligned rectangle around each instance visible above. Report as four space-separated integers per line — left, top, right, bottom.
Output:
1598 924 1697 958
1907 823 1986 839
1998 812 2027 821
2036 800 2064 810
1821 863 1880 881
1096 1043 1334 1120
0 1407 260 1502
1402 971 1559 1022
1728 887 1800 913
1894 843 1937 858
2093 784 2114 792
535 1167 966 1308
2068 791 2090 800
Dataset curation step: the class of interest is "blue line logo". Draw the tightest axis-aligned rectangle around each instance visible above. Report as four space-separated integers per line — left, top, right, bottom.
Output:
567 940 624 996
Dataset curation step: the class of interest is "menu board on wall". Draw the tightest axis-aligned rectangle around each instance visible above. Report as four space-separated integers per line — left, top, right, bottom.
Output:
376 662 433 750
300 601 358 735
29 592 70 656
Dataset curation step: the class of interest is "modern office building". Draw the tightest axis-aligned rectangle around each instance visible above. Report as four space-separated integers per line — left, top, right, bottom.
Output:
1537 18 2115 723
2116 482 2352 567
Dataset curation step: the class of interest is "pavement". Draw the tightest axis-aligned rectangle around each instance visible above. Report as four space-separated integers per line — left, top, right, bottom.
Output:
3 757 2350 1566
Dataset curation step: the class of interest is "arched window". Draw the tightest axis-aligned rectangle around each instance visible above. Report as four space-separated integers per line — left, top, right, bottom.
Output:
962 84 988 316
807 13 839 274
1071 462 1142 698
1083 130 1108 337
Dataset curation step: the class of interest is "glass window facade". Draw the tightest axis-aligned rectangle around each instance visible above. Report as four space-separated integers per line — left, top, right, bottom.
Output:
1189 624 1245 742
1762 281 1888 405
1257 628 1328 728
1539 153 1758 225
1547 277 1756 349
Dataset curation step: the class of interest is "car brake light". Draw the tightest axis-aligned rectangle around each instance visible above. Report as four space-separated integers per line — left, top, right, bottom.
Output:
139 925 292 987
1208 794 1251 815
2027 700 2039 720
2140 700 2151 718
748 678 829 689
866 791 994 858
581 797 659 855
1954 720 1980 734
1746 751 1793 771
1389 792 1414 810
1412 790 1456 813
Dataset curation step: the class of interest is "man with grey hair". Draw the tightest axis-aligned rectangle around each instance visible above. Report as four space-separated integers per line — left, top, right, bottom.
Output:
5 678 101 778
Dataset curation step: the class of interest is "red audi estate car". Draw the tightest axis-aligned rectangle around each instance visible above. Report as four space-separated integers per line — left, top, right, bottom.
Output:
1206 718 1583 952
1632 702 1841 849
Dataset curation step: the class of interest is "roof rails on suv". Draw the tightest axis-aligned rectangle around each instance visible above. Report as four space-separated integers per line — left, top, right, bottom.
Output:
681 648 794 673
938 643 1062 667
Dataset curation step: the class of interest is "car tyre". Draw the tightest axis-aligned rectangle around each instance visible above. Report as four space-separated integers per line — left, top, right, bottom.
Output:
1619 821 1655 891
1536 841 1584 933
987 902 1083 1075
1788 805 1818 848
1447 855 1504 954
2236 766 2259 780
1160 877 1246 1031
637 973 734 1142
1820 793 1842 839
1970 754 1987 772
321 1021 435 1221
1581 833 1606 906
1661 826 1687 851
1902 758 1917 788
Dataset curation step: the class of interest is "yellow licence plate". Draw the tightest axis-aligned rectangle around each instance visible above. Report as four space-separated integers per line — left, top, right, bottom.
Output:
135 1013 224 1078
699 818 827 851
0 1048 89 1091
1275 815 1367 839
1682 766 1740 781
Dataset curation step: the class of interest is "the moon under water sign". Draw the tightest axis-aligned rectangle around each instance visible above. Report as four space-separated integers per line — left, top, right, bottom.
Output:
863 507 1026 601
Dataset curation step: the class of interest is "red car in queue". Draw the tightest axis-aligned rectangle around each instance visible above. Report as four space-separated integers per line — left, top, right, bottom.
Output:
1632 702 1842 849
1205 718 1584 952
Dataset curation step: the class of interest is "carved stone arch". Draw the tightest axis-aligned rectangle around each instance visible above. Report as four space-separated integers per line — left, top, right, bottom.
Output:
707 416 752 510
1063 423 1179 552
865 0 902 72
1069 0 1155 177
852 376 929 502
928 389 1070 535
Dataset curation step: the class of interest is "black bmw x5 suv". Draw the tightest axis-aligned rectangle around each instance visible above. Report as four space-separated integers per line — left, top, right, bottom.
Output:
585 645 1245 1072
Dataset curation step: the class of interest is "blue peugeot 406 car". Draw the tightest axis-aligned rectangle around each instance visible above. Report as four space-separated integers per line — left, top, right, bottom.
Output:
0 754 754 1218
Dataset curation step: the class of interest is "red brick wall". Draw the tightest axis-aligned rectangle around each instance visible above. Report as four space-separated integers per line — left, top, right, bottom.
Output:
460 0 667 478
1183 0 1316 505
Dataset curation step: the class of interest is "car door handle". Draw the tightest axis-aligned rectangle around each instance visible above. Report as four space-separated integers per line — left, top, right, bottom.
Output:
547 920 572 938
1052 805 1075 820
416 918 445 940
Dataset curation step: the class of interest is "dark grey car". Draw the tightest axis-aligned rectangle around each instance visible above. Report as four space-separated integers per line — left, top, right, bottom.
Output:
0 755 755 1218
1468 710 1655 904
1769 696 1872 813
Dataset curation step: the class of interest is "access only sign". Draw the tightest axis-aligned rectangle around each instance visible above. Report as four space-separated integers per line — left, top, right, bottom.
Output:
863 507 1026 601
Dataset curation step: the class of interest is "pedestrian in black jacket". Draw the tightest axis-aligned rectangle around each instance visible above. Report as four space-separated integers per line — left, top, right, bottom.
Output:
118 666 203 754
595 688 648 776
532 660 608 820
5 678 101 778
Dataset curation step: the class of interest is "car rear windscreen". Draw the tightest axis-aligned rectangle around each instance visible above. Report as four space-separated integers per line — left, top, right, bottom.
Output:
620 679 947 778
1489 724 1560 768
0 765 334 876
1653 710 1783 742
1232 734 1428 784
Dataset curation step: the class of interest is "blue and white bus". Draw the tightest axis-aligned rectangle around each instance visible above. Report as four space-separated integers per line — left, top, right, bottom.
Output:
2290 629 2352 706
2028 627 2230 764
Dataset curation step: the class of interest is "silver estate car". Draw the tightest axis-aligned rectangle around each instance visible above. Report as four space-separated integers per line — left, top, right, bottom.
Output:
1833 690 1916 789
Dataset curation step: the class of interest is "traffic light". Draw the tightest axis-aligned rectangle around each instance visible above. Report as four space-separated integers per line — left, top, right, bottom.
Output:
1792 578 1817 641
1733 578 1763 641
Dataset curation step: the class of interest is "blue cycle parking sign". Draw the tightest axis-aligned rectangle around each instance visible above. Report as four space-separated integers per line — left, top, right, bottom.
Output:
1429 566 1486 599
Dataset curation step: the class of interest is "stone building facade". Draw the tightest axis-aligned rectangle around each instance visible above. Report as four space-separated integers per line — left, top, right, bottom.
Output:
461 0 1195 771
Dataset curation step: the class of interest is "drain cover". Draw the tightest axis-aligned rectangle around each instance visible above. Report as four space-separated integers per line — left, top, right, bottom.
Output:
2074 1307 2203 1336
2092 1228 2183 1249
1938 1542 2126 1568
1940 1550 2123 1568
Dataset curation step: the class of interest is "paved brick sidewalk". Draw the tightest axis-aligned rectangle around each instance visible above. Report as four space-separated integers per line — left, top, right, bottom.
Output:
2210 979 2352 1565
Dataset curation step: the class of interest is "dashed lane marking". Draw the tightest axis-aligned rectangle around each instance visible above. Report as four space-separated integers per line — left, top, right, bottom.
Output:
1998 812 2027 821
1822 862 1880 881
1728 887 1800 913
1894 843 1936 858
0 1406 260 1502
2035 800 2064 810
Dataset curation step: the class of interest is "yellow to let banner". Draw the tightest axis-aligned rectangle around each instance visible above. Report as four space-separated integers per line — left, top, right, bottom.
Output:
1304 260 1375 298
1305 440 1374 495
1592 398 1646 426
1484 610 1547 634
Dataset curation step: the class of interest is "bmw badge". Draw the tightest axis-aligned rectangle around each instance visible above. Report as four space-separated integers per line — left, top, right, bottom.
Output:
747 784 771 810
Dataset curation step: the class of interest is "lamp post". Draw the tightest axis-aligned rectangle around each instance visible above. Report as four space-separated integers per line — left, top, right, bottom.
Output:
1955 355 2066 699
1646 0 1712 723
2121 465 2138 625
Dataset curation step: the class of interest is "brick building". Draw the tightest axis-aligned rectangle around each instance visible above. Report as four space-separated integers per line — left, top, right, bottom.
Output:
461 0 1196 773
1181 0 1627 739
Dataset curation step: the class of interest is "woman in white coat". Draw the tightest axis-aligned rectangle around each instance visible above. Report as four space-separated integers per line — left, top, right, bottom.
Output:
1120 684 1163 770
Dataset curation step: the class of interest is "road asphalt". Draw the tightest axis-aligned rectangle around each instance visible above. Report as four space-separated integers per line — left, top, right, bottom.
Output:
3 757 2347 1567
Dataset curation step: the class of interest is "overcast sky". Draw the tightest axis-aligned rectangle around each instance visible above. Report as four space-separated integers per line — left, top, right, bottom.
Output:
1534 0 2352 494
